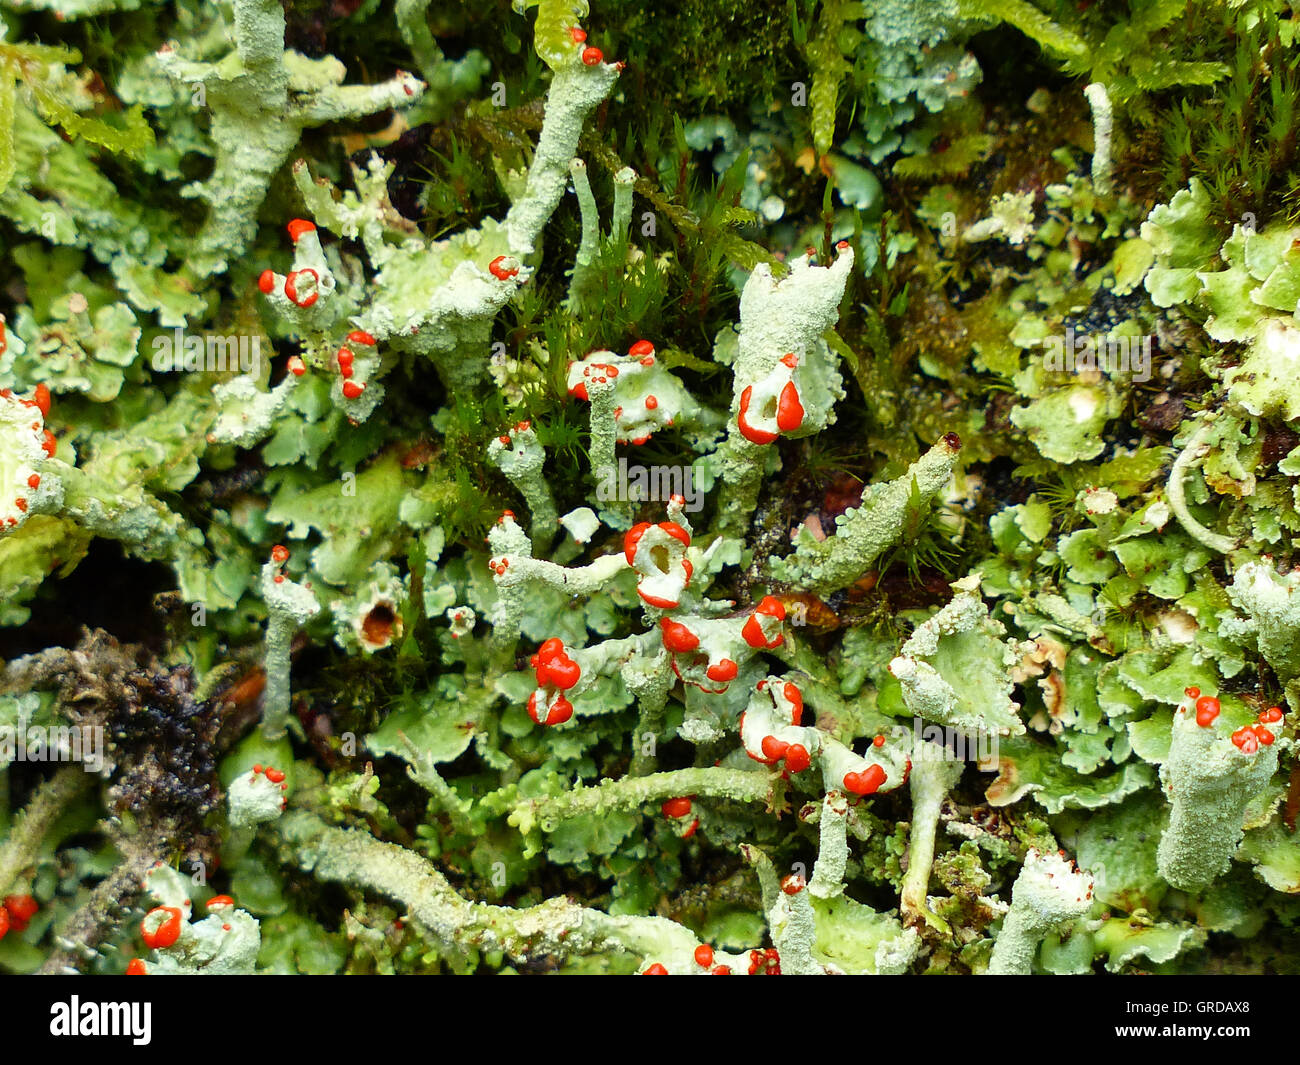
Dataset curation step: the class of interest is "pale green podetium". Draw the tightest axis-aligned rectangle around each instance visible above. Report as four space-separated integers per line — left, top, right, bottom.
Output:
886 572 1027 737
1228 561 1300 688
900 755 964 931
988 849 1094 976
488 423 558 551
260 557 321 740
227 767 286 828
156 0 426 276
769 434 962 596
140 866 261 975
505 63 621 256
584 370 629 526
1156 706 1278 891
714 248 855 536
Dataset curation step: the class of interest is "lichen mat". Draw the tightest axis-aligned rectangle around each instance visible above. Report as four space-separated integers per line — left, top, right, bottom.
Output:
1 0 1298 976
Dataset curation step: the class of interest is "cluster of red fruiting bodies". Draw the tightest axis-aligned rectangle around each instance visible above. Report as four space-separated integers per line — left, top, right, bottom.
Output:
257 220 375 400
660 796 699 839
0 381 55 527
128 894 242 974
565 341 673 445
331 331 376 401
733 240 853 447
568 25 605 66
567 340 655 395
626 519 692 609
252 23 614 389
527 638 580 725
739 679 809 775
252 763 290 811
641 943 781 976
564 334 819 449
269 543 291 584
519 509 793 725
257 219 323 308
496 421 532 449
524 602 790 728
737 352 805 446
517 493 897 803
0 894 39 940
1182 686 1283 754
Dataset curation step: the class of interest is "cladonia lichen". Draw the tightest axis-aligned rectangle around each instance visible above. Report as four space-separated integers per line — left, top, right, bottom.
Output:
3 0 1299 981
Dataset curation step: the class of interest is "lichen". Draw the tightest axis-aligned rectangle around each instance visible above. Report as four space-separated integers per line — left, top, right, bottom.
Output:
2 0 1300 981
